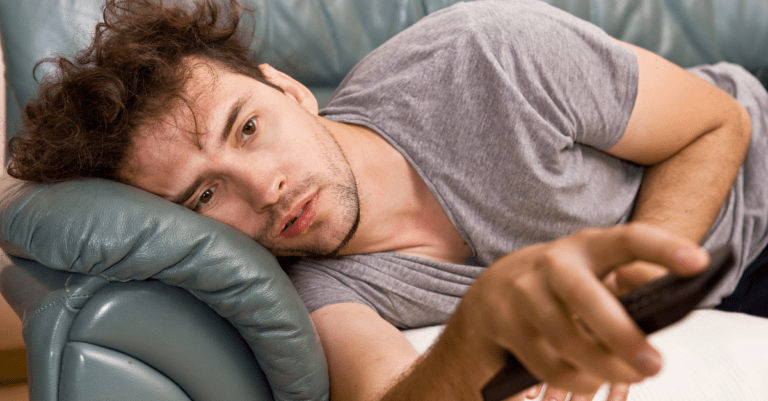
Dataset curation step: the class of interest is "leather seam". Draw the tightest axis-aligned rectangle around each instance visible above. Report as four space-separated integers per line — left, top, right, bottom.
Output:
24 294 94 324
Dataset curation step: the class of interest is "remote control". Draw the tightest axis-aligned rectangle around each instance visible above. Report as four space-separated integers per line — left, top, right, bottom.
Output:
481 246 735 401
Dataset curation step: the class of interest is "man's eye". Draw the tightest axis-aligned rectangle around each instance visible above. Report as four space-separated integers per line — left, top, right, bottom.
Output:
242 118 257 140
196 187 216 210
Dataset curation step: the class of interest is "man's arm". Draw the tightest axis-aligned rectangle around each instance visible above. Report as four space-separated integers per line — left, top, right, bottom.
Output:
605 41 752 291
313 302 528 401
310 303 425 401
313 38 752 401
312 224 710 401
609 41 752 239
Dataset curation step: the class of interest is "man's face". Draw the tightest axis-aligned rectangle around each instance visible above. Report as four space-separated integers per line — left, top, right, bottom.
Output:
122 62 360 257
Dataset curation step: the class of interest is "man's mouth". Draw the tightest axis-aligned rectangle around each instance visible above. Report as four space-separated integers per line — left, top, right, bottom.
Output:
284 205 305 231
279 193 318 239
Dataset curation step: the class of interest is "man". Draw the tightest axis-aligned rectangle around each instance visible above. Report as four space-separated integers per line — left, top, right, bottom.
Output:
8 0 766 400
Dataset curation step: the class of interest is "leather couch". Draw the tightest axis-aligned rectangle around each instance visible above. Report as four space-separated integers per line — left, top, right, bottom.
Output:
3 1 768 400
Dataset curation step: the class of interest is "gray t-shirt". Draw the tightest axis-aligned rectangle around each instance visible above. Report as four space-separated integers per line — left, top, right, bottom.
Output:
288 0 768 329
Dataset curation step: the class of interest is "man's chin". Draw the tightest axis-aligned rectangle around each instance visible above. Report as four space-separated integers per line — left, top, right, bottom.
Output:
267 212 360 259
268 245 343 260
268 239 351 260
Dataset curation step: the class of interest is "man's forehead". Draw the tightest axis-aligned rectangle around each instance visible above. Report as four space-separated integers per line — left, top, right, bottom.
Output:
122 116 198 179
122 57 273 179
122 61 255 181
142 63 228 145
135 98 207 149
183 58 227 96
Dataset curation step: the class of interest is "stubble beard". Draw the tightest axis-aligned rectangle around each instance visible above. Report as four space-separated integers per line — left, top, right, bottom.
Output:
260 173 360 258
256 116 361 258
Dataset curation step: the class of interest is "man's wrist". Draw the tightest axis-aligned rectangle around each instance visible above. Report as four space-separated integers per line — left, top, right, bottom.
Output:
380 301 504 401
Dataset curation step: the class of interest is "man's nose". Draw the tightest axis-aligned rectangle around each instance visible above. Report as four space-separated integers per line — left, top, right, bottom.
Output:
247 172 285 213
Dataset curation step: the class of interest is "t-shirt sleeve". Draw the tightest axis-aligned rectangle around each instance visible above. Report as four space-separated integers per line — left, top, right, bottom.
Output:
324 0 639 151
475 0 640 150
286 253 478 329
286 260 377 315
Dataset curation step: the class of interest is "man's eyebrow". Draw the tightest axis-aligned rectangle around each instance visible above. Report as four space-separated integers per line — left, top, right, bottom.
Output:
170 175 206 206
219 93 253 145
170 93 253 207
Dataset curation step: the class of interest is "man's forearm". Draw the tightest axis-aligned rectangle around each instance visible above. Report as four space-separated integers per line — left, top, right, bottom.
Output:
378 312 501 401
630 105 751 243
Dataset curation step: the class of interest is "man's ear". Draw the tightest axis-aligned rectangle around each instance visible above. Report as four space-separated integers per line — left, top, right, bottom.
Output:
259 64 319 115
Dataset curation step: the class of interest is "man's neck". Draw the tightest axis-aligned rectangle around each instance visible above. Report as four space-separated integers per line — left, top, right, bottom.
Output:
321 118 472 264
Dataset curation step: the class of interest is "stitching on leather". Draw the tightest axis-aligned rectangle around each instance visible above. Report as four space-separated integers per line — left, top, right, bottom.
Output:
23 294 94 324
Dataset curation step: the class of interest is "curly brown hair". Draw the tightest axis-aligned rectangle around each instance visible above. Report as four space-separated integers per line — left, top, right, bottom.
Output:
7 0 275 183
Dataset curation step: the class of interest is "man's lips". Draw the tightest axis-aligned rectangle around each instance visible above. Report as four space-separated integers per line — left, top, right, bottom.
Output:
279 193 318 239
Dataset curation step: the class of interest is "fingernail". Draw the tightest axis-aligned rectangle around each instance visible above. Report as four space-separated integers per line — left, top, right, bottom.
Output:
634 348 662 376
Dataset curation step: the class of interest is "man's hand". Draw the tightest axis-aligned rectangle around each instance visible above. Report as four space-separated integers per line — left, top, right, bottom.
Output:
313 223 709 401
527 260 664 401
447 222 709 398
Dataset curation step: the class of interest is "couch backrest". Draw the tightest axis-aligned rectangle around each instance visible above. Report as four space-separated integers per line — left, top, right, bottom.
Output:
0 0 475 145
5 0 768 147
549 0 768 69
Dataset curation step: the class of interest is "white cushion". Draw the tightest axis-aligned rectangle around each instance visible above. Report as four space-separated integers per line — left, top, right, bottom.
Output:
402 310 768 400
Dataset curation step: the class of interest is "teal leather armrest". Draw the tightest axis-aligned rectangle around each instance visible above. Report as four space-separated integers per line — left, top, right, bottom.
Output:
0 177 329 401
0 259 273 401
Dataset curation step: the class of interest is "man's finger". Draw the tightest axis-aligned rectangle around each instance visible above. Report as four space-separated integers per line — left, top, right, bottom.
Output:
614 261 668 294
607 383 631 401
578 223 710 277
540 386 569 401
524 383 543 399
522 281 644 383
544 243 663 378
570 391 596 401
